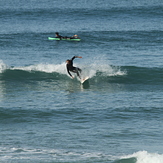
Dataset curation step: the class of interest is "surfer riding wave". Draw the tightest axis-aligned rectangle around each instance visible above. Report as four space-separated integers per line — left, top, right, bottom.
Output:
66 56 82 79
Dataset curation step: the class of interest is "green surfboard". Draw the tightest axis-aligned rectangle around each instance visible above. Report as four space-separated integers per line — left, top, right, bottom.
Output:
48 37 81 41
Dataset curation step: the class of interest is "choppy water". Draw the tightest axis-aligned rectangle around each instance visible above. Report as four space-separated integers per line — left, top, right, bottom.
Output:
0 0 163 162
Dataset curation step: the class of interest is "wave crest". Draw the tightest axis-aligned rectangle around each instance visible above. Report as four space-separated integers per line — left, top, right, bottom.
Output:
116 151 163 163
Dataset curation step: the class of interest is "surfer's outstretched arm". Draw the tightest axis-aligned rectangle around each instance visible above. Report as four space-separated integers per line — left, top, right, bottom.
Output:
71 56 82 61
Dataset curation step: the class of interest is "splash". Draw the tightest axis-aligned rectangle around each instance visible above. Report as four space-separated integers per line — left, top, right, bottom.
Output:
0 60 8 73
80 63 126 79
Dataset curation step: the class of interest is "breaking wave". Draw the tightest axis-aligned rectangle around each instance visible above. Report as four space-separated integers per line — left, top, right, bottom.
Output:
1 60 163 85
0 60 125 82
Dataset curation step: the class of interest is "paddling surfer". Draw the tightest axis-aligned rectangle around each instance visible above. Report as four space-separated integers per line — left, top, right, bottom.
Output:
66 56 82 79
55 32 80 40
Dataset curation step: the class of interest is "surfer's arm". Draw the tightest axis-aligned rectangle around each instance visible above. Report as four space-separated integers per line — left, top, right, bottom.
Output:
71 56 82 61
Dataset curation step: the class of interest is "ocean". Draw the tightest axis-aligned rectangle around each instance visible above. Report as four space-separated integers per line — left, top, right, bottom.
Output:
0 0 163 162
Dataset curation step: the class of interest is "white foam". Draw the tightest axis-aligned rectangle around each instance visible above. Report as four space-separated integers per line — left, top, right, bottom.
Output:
11 63 67 75
0 147 111 161
0 60 8 73
120 151 163 163
80 63 126 79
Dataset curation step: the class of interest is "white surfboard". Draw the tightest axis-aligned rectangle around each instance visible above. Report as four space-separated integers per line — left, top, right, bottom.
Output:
81 76 89 84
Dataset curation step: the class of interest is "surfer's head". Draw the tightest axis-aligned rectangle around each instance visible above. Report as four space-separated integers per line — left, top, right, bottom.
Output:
66 60 70 64
55 32 59 36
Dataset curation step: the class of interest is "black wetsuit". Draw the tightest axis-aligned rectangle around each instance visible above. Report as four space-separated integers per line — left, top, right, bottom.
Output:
66 56 82 78
56 34 62 39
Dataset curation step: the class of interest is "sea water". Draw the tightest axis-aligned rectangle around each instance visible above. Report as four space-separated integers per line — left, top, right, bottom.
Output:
0 0 163 162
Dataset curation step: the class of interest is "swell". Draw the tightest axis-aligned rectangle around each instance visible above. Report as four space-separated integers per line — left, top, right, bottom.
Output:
0 5 162 17
0 3 162 34
108 66 163 85
0 107 55 124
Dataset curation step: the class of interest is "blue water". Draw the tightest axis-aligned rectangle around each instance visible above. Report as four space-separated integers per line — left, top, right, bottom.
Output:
0 0 163 162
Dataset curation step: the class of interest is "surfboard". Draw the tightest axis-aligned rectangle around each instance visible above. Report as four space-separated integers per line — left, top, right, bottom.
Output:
48 37 81 41
81 77 89 84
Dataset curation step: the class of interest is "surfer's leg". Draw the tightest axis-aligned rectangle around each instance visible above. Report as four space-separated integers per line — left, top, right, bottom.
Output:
71 67 82 79
77 68 82 73
77 72 81 79
75 68 81 79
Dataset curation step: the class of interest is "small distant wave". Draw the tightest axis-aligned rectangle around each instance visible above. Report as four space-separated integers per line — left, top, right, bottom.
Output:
114 151 163 163
118 66 163 85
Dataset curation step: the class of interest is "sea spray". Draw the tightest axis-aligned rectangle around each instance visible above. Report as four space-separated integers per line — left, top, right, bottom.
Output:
81 63 126 78
0 60 8 73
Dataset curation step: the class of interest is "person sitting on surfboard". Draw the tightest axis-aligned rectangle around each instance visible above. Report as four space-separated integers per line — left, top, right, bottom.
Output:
70 34 80 39
66 56 82 79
